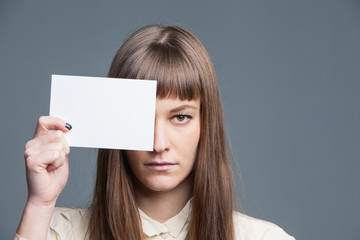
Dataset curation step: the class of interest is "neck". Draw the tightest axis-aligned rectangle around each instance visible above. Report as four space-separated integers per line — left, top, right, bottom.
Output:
134 175 193 223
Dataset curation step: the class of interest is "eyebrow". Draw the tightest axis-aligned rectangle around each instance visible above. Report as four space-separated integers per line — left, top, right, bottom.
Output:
169 104 199 113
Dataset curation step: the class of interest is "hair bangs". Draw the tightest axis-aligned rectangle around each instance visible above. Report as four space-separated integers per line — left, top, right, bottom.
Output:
134 45 202 100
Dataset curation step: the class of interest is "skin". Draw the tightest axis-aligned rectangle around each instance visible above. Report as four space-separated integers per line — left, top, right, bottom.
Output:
16 98 201 239
17 116 71 240
127 97 201 222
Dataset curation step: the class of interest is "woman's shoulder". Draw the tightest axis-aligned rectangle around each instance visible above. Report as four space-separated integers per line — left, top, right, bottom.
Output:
48 207 89 239
233 212 295 240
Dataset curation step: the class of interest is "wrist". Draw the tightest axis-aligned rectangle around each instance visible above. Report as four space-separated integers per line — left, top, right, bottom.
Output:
24 200 56 214
26 195 57 209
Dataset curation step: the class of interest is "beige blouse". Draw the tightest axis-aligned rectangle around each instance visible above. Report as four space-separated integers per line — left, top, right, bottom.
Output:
14 200 295 240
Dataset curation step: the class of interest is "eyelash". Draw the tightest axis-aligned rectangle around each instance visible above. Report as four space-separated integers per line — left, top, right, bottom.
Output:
171 114 193 124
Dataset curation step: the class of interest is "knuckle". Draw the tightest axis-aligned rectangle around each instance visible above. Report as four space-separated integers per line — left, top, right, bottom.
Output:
52 150 61 160
25 140 33 150
24 148 32 158
38 116 47 126
55 142 65 152
53 151 64 167
26 155 36 169
65 145 70 155
53 130 64 139
54 141 62 148
60 151 66 161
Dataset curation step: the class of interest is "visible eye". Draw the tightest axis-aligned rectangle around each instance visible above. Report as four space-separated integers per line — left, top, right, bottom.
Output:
171 114 193 124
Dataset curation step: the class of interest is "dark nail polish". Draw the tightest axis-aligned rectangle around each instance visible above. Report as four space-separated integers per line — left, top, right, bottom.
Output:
65 123 72 130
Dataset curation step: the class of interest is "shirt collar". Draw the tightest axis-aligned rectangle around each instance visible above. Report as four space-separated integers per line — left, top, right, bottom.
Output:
139 198 192 238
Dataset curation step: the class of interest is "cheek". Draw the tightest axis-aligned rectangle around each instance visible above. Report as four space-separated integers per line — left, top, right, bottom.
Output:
188 126 201 146
125 151 146 170
177 123 201 157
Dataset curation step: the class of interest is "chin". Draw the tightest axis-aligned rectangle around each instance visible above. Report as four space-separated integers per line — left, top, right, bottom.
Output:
147 185 176 192
143 176 181 192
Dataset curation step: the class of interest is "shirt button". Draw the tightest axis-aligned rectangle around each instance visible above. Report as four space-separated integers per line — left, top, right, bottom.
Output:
160 233 170 239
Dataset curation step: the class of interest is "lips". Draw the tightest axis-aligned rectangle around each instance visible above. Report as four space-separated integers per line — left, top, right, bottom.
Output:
144 161 177 171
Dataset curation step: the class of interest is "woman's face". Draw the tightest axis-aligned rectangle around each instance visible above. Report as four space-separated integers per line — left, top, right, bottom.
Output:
126 97 201 193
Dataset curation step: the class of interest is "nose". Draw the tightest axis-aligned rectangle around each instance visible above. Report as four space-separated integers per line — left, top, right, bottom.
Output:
153 120 170 153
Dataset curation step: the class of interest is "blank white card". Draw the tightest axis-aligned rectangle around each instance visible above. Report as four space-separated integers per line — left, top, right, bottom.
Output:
50 75 157 150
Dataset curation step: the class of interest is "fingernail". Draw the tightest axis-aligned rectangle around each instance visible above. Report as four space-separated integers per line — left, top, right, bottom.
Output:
65 123 72 130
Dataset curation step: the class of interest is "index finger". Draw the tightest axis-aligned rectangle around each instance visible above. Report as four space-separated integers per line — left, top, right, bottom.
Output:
34 116 71 138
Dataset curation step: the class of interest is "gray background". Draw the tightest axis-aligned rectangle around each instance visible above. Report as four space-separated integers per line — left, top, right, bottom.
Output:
1 1 359 239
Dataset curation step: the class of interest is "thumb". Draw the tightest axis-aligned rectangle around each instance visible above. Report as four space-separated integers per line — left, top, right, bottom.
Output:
34 116 72 138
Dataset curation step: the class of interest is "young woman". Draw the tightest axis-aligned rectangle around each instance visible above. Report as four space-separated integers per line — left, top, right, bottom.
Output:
15 25 294 240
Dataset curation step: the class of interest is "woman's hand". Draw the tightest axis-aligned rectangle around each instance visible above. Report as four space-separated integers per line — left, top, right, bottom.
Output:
16 116 71 240
25 116 71 207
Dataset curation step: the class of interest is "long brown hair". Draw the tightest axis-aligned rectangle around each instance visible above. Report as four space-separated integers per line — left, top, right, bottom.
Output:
88 25 235 240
